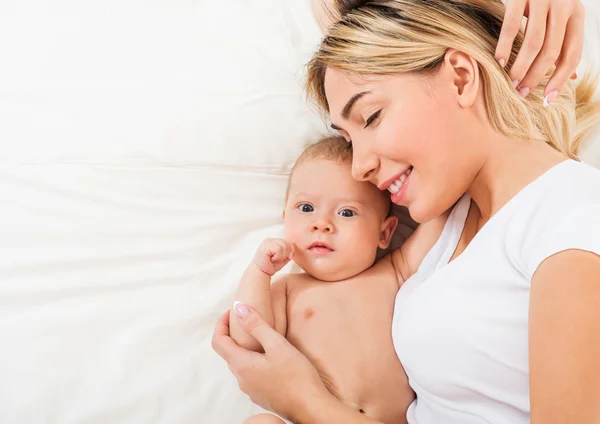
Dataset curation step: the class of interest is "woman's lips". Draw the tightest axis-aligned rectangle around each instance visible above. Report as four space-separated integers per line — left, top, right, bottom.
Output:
390 169 411 204
378 166 413 191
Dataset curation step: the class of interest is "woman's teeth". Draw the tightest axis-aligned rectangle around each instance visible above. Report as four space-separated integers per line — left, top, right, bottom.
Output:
388 167 412 194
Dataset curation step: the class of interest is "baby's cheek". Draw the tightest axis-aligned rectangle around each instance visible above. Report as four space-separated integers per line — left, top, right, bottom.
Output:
283 223 301 246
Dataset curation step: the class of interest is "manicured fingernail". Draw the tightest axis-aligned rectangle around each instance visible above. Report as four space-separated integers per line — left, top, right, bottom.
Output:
497 58 506 68
519 87 530 98
543 90 558 107
233 301 249 318
512 79 519 88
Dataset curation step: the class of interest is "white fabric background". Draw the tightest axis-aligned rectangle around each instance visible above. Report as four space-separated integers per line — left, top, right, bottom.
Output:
0 1 598 423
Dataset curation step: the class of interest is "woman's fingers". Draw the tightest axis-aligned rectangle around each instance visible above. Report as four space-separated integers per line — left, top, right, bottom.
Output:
545 5 585 97
211 310 250 364
509 0 550 96
495 0 585 103
518 7 569 96
495 0 527 67
234 304 287 354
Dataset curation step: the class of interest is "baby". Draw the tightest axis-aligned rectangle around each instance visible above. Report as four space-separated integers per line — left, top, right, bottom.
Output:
230 136 446 424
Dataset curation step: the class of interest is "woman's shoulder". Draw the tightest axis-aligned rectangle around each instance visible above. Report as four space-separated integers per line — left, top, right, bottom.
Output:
508 160 600 277
547 159 600 197
515 159 600 212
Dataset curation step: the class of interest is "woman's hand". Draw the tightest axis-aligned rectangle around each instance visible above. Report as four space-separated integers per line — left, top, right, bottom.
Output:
495 0 585 100
212 306 331 422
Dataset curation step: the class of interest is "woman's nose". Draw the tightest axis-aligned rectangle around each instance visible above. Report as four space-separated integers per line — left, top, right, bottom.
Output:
351 147 378 182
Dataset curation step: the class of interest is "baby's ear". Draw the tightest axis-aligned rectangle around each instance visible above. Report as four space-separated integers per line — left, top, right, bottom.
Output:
378 215 399 249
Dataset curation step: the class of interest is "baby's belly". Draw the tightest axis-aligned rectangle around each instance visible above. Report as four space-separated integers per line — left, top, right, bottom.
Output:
319 351 413 424
287 322 413 424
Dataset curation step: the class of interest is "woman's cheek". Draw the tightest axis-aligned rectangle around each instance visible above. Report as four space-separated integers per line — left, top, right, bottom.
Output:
377 116 414 162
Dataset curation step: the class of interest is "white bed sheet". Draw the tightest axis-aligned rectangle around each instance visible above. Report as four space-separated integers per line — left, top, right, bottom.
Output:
0 1 598 423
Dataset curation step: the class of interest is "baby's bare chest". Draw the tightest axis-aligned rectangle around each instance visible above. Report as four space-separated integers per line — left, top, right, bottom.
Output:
284 272 411 420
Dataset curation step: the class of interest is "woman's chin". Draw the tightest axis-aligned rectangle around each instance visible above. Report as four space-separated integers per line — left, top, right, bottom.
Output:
405 201 436 225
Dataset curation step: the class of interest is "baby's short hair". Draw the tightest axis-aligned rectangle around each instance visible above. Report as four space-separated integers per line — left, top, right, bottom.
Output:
294 135 353 167
287 136 391 217
286 136 351 199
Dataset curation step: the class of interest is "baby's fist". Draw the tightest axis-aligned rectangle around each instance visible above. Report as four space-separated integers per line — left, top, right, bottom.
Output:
253 238 295 276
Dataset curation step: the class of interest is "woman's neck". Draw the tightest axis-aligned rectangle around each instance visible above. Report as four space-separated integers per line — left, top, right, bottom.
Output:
466 134 567 229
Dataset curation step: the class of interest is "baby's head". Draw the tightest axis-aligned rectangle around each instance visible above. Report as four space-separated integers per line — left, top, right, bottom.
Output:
284 136 398 281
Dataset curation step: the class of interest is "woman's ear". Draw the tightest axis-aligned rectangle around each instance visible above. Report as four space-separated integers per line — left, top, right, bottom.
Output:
443 48 480 108
378 215 399 249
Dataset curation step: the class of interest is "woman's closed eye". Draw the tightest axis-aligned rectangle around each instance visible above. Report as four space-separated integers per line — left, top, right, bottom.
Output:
364 109 382 128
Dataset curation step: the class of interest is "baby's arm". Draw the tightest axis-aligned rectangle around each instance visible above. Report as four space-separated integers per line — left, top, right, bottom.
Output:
391 209 450 285
229 239 293 352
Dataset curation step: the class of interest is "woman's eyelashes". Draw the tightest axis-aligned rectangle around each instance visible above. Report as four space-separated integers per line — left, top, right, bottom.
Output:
364 109 382 128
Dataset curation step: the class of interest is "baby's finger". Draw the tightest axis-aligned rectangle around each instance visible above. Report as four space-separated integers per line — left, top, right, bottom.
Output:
518 7 569 96
287 242 295 260
509 1 549 95
545 9 584 101
279 239 293 257
495 0 527 67
270 240 288 262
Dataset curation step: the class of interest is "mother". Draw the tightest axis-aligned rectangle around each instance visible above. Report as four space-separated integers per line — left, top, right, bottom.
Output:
214 1 600 423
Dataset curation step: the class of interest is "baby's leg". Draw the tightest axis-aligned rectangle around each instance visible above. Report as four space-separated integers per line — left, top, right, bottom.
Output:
243 413 287 424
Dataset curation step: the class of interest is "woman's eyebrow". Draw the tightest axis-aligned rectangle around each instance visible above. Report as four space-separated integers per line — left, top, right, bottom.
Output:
331 91 372 131
341 91 370 119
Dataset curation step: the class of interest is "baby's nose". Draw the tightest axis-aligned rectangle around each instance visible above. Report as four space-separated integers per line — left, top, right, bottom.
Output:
312 219 334 233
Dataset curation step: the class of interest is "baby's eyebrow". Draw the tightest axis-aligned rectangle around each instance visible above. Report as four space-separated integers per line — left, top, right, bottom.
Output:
337 198 367 206
292 192 315 198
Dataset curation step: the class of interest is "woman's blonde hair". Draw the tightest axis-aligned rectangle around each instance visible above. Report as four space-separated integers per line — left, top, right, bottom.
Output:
307 0 600 157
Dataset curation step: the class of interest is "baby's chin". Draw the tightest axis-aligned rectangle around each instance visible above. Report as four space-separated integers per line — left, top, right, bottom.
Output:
297 257 372 282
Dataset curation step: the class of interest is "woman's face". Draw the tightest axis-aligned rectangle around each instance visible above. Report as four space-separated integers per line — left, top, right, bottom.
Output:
324 60 489 223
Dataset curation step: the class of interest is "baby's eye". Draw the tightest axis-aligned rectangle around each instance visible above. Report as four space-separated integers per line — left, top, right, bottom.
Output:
339 209 355 217
299 204 314 213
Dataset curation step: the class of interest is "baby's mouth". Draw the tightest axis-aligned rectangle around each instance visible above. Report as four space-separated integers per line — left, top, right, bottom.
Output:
308 241 334 254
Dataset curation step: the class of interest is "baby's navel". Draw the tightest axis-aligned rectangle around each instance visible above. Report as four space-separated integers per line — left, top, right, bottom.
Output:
304 307 315 319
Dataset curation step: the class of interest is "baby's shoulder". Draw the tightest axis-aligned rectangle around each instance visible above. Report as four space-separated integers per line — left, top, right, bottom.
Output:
358 255 402 288
272 271 317 292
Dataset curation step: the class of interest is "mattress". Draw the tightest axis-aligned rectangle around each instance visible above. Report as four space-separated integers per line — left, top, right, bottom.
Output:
0 1 598 423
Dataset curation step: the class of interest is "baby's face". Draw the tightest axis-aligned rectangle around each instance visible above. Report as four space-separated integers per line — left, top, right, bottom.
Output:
284 159 393 281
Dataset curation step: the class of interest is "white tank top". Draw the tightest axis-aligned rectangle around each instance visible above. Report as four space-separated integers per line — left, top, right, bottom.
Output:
392 160 600 424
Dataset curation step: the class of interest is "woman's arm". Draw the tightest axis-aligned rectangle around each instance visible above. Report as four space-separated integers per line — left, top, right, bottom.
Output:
529 249 600 423
310 0 337 33
213 308 383 424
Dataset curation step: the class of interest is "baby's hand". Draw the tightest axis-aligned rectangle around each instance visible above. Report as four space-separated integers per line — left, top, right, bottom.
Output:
253 238 295 276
